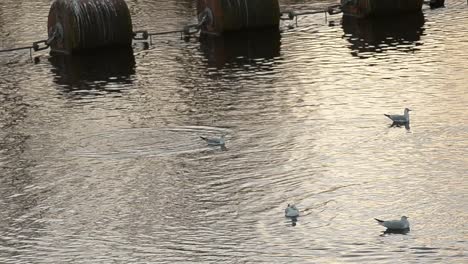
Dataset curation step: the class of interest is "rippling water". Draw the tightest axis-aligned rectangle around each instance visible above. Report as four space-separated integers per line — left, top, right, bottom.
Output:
1 0 467 263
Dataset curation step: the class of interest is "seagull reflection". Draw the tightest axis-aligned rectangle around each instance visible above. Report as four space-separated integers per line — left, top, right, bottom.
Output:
389 121 411 131
380 228 410 236
290 216 298 226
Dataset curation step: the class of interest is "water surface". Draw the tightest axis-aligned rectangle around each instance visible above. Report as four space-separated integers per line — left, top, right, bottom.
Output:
1 0 467 263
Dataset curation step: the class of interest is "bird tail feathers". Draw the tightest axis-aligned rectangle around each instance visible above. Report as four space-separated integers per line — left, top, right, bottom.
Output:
384 114 392 119
374 218 385 225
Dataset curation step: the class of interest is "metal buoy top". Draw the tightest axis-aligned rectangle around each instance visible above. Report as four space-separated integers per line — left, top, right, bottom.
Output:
47 0 133 55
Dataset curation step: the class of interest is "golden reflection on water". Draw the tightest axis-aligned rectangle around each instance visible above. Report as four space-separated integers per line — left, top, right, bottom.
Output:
0 0 467 263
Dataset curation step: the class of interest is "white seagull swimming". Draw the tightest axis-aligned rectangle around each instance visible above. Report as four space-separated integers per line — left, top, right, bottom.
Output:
384 108 412 123
200 135 226 146
285 204 299 218
375 216 410 230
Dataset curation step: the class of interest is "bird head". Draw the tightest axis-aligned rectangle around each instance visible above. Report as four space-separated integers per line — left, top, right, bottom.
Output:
219 135 226 144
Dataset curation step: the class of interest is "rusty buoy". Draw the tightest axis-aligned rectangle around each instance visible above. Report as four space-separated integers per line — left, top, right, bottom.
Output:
47 0 133 55
197 0 280 34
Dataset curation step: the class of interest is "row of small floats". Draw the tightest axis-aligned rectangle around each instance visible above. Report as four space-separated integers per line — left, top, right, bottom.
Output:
45 0 446 55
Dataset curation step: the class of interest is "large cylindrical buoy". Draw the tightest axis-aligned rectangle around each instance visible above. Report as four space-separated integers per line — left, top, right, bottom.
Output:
197 0 280 34
47 0 133 55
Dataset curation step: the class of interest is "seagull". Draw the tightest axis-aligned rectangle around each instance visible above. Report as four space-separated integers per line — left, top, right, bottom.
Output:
375 216 410 230
384 108 411 123
285 204 299 218
200 135 226 146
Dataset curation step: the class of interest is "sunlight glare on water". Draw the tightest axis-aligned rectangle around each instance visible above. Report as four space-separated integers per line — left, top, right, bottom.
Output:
0 0 467 263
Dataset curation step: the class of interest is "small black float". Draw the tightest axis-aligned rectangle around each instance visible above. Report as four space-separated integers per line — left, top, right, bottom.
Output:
47 0 133 55
428 0 445 8
199 28 281 68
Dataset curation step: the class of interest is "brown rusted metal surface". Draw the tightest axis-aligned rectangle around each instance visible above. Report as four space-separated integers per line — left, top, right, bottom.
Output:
197 0 280 34
47 0 133 55
341 0 423 18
